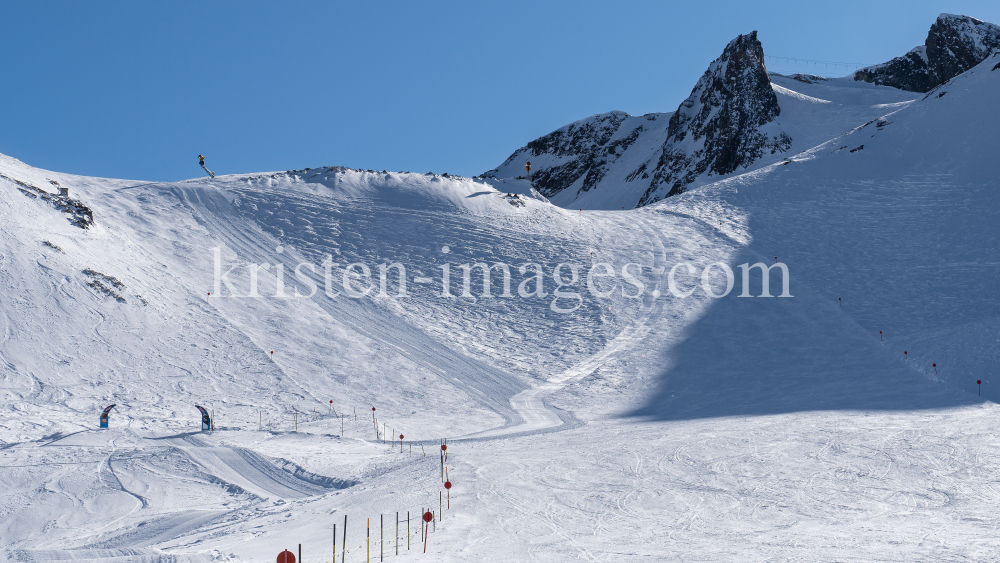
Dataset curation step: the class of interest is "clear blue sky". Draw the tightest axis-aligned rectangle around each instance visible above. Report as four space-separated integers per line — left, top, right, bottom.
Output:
2 1 998 181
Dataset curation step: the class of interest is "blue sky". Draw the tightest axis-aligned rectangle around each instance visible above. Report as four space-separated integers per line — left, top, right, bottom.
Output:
2 1 998 181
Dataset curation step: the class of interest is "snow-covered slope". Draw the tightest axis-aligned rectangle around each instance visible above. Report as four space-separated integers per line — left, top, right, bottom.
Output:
0 47 997 563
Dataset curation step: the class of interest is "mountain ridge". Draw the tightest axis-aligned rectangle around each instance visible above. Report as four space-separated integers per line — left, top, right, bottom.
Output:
486 14 996 210
854 13 1000 92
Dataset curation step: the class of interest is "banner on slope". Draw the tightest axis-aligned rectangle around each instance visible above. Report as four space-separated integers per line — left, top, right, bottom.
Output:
99 404 116 428
195 405 212 431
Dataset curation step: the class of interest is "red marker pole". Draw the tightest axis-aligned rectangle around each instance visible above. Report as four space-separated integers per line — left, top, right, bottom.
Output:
904 351 907 360
933 363 938 375
422 511 432 553
879 331 882 341
399 434 404 453
444 480 452 509
774 256 777 264
839 297 842 307
978 380 982 396
270 351 274 362
329 399 333 414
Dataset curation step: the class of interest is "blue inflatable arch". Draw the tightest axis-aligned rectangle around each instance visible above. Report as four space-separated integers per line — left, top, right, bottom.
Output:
195 405 212 431
99 404 116 428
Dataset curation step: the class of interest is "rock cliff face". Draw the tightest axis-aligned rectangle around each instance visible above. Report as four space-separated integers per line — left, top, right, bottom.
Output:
483 110 671 202
485 31 791 208
638 31 790 205
513 110 630 199
854 14 1000 92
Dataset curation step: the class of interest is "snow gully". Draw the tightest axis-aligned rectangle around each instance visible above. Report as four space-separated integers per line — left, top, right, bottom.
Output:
211 247 792 314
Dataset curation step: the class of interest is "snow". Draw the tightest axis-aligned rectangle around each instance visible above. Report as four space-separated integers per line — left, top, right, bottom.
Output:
0 52 998 563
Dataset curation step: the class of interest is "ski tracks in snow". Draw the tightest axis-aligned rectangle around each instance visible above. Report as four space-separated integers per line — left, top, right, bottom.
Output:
463 214 685 439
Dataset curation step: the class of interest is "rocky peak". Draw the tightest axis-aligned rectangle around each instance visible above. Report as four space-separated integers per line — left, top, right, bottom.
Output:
483 31 792 208
637 31 790 205
482 110 663 200
854 14 1000 92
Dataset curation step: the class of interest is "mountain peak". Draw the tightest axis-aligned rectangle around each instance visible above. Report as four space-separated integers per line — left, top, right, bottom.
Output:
638 30 790 205
855 14 1000 92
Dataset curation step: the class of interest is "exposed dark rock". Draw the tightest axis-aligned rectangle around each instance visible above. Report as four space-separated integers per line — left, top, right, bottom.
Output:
46 194 94 229
485 31 791 208
854 14 1000 92
1 172 94 228
83 269 126 302
487 111 638 199
637 31 791 205
770 73 829 84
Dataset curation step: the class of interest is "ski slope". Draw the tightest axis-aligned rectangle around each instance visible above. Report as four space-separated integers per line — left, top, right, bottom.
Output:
0 53 998 562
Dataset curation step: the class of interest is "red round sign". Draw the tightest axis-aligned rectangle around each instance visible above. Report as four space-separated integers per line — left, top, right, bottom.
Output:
444 481 452 489
441 444 447 451
372 407 376 411
978 380 982 385
399 434 404 439
277 550 295 563
329 400 333 403
933 363 936 367
423 511 433 523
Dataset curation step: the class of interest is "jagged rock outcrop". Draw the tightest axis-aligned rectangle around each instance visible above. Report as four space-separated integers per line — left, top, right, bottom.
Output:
485 31 791 208
854 14 1000 92
1 172 94 228
637 31 791 205
483 110 668 200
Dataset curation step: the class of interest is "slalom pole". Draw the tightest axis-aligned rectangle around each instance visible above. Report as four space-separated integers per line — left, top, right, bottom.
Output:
396 512 399 556
407 511 410 550
423 511 430 553
334 523 336 563
342 515 347 563
381 514 383 562
367 518 370 563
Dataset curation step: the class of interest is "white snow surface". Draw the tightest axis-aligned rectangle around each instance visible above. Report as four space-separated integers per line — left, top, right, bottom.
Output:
0 53 998 562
